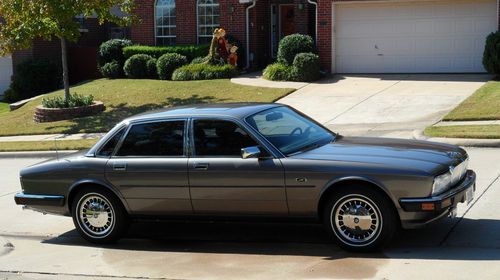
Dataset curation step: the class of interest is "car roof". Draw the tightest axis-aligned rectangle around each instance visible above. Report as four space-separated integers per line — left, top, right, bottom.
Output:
124 102 283 122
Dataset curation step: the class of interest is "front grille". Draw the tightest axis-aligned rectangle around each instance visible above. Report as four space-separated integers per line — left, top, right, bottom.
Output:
450 158 468 186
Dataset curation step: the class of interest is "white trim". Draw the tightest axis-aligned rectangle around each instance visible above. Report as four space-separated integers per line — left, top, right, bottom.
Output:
154 0 177 46
197 0 220 44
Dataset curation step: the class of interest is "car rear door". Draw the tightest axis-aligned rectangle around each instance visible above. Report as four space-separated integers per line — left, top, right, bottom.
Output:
187 118 287 215
105 119 192 215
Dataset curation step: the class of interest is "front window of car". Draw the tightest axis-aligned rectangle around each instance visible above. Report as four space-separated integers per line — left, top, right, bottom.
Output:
115 120 185 157
97 127 126 157
246 107 334 155
193 119 259 157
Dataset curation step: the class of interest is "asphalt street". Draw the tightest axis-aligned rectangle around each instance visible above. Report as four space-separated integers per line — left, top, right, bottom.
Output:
0 148 499 279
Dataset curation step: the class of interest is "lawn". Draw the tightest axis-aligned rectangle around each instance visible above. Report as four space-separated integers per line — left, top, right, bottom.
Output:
0 102 9 115
0 79 294 136
0 139 98 152
444 81 500 121
424 125 500 139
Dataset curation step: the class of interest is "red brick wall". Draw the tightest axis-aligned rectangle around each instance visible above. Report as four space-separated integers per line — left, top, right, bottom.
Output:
131 0 155 45
317 0 332 72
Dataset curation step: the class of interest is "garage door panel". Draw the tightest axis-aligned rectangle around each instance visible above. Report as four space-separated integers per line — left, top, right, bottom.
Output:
334 0 497 73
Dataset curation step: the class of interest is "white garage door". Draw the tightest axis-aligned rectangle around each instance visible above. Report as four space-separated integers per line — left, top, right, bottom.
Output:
334 0 498 73
0 56 13 98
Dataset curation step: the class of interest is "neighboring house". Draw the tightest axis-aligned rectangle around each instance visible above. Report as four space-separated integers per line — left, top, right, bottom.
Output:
0 54 12 99
131 0 500 73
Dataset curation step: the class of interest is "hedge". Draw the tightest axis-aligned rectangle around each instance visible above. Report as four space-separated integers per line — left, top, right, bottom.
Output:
123 45 209 61
483 31 500 76
277 34 315 66
123 54 158 79
172 63 237 81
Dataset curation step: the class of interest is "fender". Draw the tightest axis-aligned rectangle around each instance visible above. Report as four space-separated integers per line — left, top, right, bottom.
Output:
67 178 131 214
317 175 398 207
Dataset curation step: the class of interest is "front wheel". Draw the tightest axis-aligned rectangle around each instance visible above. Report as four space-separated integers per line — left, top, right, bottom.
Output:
322 187 397 252
71 188 129 244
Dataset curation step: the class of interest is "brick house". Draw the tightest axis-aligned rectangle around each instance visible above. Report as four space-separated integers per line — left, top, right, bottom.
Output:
131 0 500 73
2 0 500 99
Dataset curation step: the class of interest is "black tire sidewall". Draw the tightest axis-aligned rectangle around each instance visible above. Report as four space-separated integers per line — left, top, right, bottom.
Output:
71 188 128 244
323 187 397 252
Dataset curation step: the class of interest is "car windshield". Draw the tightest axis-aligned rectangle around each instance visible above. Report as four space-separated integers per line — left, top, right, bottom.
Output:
246 106 335 155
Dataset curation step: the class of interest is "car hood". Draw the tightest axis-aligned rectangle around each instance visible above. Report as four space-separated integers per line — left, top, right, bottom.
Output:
20 150 89 177
290 136 467 175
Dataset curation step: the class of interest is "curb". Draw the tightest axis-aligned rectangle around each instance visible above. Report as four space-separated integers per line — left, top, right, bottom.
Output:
412 130 500 147
0 150 78 159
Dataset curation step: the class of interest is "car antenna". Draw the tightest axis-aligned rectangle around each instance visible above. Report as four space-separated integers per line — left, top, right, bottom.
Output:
54 136 59 161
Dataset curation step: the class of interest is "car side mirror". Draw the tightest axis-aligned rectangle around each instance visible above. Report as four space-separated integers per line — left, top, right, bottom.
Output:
241 146 261 159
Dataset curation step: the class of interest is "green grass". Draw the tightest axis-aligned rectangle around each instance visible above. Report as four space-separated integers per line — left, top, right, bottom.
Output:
0 79 294 137
444 81 500 121
0 139 98 152
0 102 9 115
424 125 500 139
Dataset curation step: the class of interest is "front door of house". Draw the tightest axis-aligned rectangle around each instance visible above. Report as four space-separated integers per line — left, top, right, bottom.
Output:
280 5 295 38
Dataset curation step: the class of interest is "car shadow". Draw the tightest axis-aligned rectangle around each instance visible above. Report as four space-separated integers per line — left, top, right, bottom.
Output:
42 217 500 261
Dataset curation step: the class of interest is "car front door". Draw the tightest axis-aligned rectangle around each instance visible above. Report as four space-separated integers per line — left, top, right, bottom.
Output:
188 118 287 215
105 119 192 215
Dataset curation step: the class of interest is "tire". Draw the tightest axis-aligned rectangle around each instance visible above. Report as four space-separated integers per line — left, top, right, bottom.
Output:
71 187 129 244
322 186 397 252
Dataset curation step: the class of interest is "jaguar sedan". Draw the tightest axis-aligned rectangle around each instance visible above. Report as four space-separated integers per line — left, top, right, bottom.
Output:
14 103 475 251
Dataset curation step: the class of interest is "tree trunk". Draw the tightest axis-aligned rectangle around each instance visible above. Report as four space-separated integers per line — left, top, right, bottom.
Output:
60 37 70 101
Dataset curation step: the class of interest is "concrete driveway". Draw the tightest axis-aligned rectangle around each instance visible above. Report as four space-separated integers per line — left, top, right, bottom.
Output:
279 74 489 138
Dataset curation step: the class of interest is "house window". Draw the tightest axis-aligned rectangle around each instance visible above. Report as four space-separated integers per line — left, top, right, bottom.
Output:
156 0 176 46
197 0 220 44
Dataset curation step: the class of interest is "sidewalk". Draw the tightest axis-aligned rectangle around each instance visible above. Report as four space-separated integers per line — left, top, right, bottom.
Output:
0 133 104 142
231 72 309 89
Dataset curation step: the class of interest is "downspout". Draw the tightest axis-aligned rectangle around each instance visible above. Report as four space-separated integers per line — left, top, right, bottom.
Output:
245 0 257 69
307 0 318 45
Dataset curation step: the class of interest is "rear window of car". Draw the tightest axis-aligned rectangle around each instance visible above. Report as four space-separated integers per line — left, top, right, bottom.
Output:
115 120 185 157
97 127 125 157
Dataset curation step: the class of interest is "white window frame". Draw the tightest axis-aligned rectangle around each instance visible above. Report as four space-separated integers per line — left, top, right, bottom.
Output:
197 0 220 44
155 0 176 46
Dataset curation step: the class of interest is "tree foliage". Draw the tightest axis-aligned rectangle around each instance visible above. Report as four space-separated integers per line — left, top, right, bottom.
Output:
0 0 135 55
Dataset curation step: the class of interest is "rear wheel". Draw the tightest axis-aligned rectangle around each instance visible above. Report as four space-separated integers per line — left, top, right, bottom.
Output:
322 187 397 252
71 188 128 244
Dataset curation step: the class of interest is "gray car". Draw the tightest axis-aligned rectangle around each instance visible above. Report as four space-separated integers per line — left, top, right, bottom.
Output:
14 103 476 251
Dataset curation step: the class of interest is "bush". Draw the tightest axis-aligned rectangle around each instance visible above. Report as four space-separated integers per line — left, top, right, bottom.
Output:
123 54 157 79
483 31 500 76
172 64 237 81
191 57 206 64
277 34 315 65
4 59 60 103
42 93 94 109
98 39 132 67
263 63 293 81
157 53 188 80
123 45 209 61
100 61 123 79
291 53 321 82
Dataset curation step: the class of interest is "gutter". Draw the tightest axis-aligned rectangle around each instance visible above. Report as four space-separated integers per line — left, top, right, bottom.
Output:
307 0 318 44
242 0 258 69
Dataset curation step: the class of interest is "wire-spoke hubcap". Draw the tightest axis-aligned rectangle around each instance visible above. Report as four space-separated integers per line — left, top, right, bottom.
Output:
332 195 382 245
78 194 115 237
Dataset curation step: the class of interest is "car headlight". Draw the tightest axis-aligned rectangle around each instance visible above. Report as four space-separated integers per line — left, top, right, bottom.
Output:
432 171 452 196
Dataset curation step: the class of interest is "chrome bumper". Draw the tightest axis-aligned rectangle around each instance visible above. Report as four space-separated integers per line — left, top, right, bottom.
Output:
14 193 65 207
399 170 476 212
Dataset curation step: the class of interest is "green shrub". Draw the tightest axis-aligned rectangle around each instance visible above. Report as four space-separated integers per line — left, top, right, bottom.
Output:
4 59 60 103
98 39 132 67
483 31 500 76
42 93 94 109
172 64 237 81
291 53 321 82
123 45 209 61
191 57 206 64
263 63 293 81
100 61 123 79
123 54 157 79
277 34 315 65
157 53 188 80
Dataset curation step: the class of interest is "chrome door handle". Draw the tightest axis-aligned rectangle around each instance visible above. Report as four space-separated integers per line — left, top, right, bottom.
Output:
193 163 209 170
113 162 127 171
